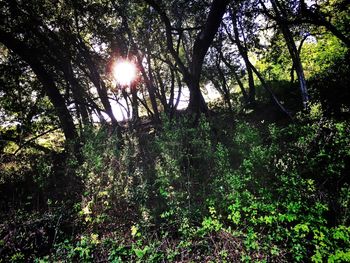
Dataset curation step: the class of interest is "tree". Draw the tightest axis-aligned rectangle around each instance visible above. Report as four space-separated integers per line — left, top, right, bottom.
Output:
0 30 79 143
144 0 231 116
259 0 310 110
298 0 350 47
0 0 126 149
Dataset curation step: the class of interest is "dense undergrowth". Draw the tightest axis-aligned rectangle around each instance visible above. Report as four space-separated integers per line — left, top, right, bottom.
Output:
1 109 349 262
2 0 350 261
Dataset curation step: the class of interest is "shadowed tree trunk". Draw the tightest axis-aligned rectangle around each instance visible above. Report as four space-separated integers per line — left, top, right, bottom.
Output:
2 1 91 129
234 20 255 104
218 48 249 103
131 84 139 123
215 60 233 111
246 58 292 118
117 12 161 123
228 8 256 105
76 37 121 127
270 0 309 110
291 33 310 84
0 30 79 143
144 0 231 117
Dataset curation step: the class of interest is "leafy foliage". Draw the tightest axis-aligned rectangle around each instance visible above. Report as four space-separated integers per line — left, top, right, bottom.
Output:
1 0 350 262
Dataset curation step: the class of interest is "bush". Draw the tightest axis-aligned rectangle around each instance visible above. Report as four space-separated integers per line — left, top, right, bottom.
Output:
2 114 349 262
208 117 350 261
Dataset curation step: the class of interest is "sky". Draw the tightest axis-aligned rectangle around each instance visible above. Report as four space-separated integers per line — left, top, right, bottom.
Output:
94 82 222 122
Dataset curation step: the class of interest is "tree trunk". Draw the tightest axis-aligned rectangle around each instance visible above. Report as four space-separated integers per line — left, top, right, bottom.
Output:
121 15 161 123
172 73 183 118
145 53 161 121
187 0 230 114
155 70 170 113
145 0 230 116
247 59 292 118
271 0 309 110
290 34 309 84
216 62 233 111
76 37 120 127
231 11 256 105
187 76 208 114
0 30 79 142
63 61 90 127
218 49 249 103
131 84 139 122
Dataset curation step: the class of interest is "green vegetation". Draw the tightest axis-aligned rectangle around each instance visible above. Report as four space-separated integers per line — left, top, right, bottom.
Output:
1 110 349 262
1 0 350 262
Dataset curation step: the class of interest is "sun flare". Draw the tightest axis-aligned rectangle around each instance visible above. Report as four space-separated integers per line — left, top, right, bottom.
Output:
112 59 137 86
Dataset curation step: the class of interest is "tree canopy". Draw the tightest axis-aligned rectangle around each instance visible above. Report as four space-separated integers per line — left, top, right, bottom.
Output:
0 0 349 261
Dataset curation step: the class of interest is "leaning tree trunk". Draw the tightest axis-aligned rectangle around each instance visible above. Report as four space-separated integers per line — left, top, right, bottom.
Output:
218 48 249 103
247 59 292 118
76 37 121 127
0 30 79 143
271 0 309 110
280 24 309 109
231 11 256 105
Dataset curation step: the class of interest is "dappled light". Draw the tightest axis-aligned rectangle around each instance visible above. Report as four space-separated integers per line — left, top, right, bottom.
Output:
1 0 349 261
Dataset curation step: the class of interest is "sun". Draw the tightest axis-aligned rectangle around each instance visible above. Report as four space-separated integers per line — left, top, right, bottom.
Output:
112 59 137 86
